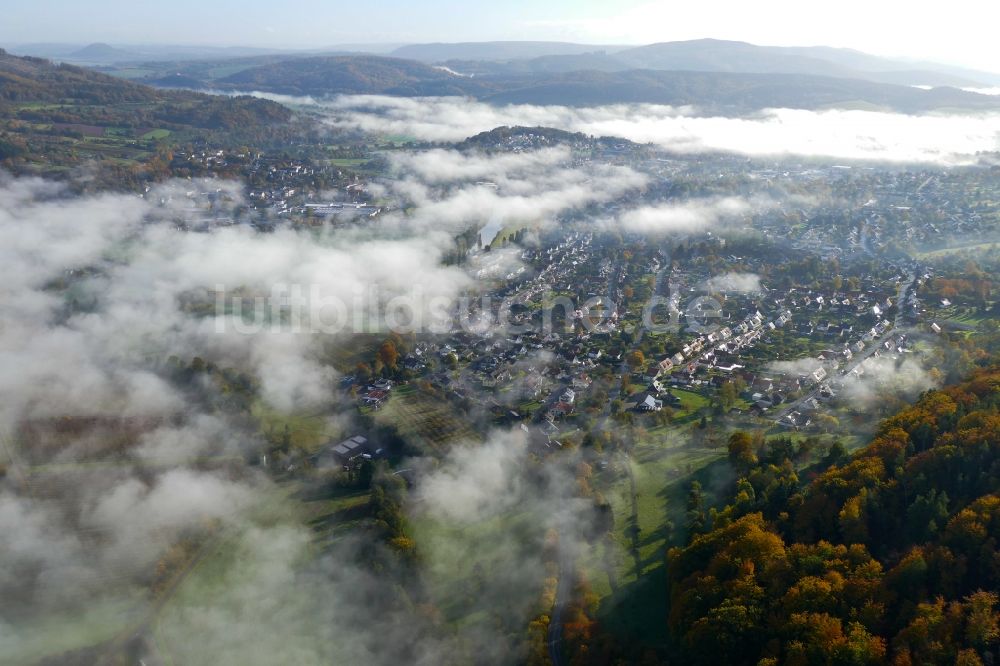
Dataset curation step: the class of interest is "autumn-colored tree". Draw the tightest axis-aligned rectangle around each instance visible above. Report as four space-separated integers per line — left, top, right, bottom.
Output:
626 350 645 371
664 367 1000 665
377 339 399 370
728 431 758 472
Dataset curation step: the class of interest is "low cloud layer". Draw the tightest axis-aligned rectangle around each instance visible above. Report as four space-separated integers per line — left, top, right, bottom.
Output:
375 146 648 236
963 87 1000 96
840 354 937 406
769 357 825 377
144 428 598 666
0 167 613 664
617 196 753 233
702 272 764 294
296 94 1000 164
0 172 475 661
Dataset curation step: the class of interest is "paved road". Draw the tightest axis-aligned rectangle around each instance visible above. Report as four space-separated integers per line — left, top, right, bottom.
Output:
546 543 573 666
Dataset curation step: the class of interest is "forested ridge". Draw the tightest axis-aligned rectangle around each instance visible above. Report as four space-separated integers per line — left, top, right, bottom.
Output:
666 365 1000 665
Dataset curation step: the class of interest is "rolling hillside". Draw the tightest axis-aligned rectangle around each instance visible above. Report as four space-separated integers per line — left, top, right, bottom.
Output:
216 55 495 97
0 50 291 181
185 54 1000 114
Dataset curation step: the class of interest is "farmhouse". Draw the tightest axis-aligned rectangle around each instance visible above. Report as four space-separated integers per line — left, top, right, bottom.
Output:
317 435 372 468
636 394 664 412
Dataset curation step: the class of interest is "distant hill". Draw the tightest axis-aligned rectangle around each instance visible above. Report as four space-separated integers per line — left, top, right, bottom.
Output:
183 54 1000 114
146 73 213 89
0 51 161 103
457 125 645 150
388 38 996 89
435 49 981 89
68 42 141 63
778 44 1000 86
6 42 310 63
439 52 630 77
609 39 987 88
390 41 627 62
616 39 855 77
216 55 496 96
479 69 1000 113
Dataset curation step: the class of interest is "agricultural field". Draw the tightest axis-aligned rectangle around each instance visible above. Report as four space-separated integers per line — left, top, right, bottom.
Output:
411 501 548 625
372 384 480 451
141 128 171 140
251 401 337 454
152 482 351 666
915 240 1000 259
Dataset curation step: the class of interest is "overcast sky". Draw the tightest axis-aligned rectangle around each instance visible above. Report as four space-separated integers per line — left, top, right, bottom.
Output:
4 0 999 73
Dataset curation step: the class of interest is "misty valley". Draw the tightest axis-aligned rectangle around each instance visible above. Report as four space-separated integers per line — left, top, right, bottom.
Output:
3 24 1000 666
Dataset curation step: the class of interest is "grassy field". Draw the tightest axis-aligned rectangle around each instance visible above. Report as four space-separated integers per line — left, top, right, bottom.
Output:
251 401 337 453
381 134 418 145
327 157 370 167
206 64 259 79
10 123 162 174
411 501 547 624
582 423 859 650
153 481 366 665
925 305 989 335
583 428 728 649
946 308 987 328
0 596 145 666
669 387 709 421
141 128 172 140
105 68 158 79
488 223 533 249
323 334 377 371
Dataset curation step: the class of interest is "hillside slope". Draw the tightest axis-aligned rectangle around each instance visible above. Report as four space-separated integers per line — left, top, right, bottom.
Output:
190 54 1000 114
0 49 291 182
481 69 1000 113
665 365 1000 665
216 55 495 96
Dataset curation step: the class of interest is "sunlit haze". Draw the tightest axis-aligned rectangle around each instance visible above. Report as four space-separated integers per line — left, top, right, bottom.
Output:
3 0 1000 73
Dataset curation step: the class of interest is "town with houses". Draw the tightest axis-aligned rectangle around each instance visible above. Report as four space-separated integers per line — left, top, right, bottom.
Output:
143 129 1000 480
236 140 997 483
